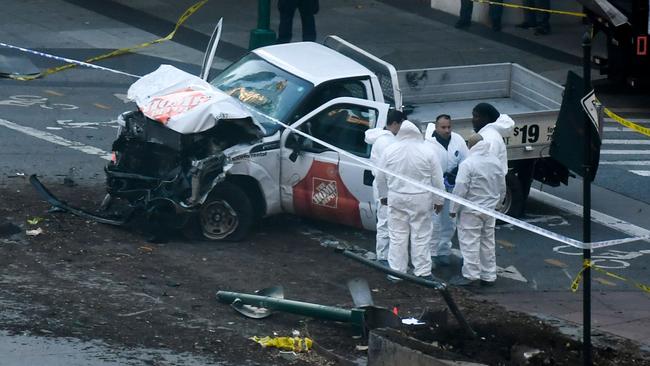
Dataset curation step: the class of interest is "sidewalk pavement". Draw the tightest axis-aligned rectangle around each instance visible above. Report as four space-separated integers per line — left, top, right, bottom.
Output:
1 0 646 354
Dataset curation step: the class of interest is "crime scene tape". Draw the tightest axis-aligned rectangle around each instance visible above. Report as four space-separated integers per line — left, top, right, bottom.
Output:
471 0 586 17
235 102 648 250
0 42 141 79
1 0 208 81
604 108 650 138
571 259 650 293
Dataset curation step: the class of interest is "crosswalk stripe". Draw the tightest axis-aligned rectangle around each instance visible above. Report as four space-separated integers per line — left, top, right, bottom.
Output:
600 161 650 165
630 170 650 177
603 139 650 145
600 150 650 155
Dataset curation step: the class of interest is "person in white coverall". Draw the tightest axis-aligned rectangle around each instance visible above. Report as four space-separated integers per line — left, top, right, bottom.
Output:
425 114 469 266
364 110 405 266
471 103 515 176
375 120 445 280
449 135 506 287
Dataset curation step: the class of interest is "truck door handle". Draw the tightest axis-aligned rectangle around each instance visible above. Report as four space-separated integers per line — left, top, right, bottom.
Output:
363 170 374 186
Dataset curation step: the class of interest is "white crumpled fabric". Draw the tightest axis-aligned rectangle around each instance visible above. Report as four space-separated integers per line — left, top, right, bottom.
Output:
127 65 264 135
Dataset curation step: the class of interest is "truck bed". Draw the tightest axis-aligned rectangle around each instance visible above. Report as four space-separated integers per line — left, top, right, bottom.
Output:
398 63 564 160
407 97 536 123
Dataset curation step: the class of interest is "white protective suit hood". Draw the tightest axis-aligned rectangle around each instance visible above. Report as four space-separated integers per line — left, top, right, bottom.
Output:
469 140 491 157
482 114 514 137
364 127 393 144
396 120 422 141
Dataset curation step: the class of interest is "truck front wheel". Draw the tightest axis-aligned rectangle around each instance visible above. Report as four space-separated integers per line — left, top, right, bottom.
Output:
199 182 254 241
499 171 526 218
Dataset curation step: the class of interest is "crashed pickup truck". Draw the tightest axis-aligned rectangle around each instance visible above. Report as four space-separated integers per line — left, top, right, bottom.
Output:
33 34 567 241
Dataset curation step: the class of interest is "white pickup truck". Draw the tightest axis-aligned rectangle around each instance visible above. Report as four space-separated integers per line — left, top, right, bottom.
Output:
92 34 567 241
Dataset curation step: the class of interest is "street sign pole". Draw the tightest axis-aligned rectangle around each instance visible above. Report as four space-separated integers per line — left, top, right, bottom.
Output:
582 30 593 366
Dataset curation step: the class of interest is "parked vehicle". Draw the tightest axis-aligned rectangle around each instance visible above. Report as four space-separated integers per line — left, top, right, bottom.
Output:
33 32 567 241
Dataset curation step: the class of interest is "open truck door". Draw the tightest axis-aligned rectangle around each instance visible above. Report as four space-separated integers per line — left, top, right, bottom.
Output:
280 97 388 229
200 18 223 81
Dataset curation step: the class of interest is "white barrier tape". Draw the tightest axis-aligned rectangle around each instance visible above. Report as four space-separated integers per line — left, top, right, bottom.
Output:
0 42 141 79
244 105 647 250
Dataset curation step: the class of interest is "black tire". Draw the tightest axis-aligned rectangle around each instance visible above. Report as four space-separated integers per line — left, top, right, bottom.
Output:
199 182 254 242
499 171 525 218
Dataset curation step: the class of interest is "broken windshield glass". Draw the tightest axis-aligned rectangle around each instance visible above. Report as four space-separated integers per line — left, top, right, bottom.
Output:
210 54 312 135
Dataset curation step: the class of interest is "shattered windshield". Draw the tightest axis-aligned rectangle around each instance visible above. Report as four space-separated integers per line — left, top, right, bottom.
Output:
210 54 313 135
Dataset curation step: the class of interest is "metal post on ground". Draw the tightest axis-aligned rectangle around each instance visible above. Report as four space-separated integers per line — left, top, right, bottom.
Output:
582 29 593 366
249 0 277 50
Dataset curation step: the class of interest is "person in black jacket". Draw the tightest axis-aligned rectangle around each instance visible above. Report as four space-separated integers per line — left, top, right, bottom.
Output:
277 0 319 43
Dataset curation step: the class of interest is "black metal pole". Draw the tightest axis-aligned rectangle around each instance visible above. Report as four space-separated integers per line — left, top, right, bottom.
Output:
340 249 477 338
582 30 593 366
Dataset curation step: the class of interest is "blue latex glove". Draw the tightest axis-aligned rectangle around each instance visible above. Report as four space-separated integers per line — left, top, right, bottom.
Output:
443 175 454 190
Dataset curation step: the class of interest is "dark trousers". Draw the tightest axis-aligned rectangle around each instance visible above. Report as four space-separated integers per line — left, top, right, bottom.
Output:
278 0 318 43
522 0 550 27
459 0 503 26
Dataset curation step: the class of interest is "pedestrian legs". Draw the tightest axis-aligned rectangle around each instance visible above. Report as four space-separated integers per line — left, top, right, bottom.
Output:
457 210 482 280
387 194 410 274
479 215 497 282
277 0 298 43
408 193 434 277
375 199 390 261
431 187 455 258
298 2 317 41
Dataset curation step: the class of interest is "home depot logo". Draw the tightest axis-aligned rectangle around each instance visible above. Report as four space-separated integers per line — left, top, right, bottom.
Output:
143 87 211 123
312 178 338 208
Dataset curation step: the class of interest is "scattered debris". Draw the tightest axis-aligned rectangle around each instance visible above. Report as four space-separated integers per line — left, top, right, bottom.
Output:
401 318 426 326
355 345 368 351
27 217 43 225
26 227 43 236
250 336 312 352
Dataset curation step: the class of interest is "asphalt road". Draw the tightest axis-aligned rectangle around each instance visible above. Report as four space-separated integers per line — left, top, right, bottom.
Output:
1 0 649 354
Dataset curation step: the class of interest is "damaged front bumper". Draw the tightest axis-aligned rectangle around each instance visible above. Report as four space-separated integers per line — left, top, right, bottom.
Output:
30 174 131 226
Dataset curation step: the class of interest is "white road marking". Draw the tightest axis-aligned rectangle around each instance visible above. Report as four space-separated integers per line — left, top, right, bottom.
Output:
0 118 111 161
529 189 650 243
600 150 650 155
56 119 119 129
497 265 528 282
451 249 528 282
630 170 650 177
600 160 650 166
562 268 573 281
498 213 569 230
603 139 650 145
113 93 131 104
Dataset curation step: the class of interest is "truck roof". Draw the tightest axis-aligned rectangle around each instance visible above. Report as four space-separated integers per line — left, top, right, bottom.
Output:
253 42 373 86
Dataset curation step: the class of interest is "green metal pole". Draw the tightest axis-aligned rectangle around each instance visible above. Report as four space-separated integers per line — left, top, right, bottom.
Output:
249 0 276 49
217 291 365 327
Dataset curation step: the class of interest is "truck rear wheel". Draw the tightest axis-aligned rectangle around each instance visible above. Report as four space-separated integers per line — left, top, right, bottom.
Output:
199 182 253 242
499 172 526 218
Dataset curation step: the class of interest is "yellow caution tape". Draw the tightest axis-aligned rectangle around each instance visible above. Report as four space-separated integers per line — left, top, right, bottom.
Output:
471 0 586 17
250 336 313 352
571 259 650 294
603 108 650 138
10 0 209 81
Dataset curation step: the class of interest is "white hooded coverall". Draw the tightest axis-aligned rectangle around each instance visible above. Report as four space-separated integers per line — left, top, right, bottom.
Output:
364 128 396 261
450 140 506 282
426 130 469 258
477 114 515 175
375 121 445 277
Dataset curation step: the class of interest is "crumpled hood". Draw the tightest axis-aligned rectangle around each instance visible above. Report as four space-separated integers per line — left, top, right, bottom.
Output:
396 120 422 141
469 140 491 156
364 127 393 144
483 114 515 137
127 65 266 135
